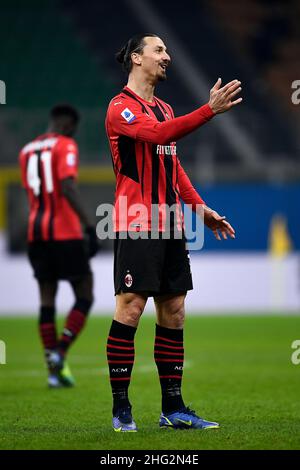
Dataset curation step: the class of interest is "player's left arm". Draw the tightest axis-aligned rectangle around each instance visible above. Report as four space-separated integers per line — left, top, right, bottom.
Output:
60 178 99 257
177 158 235 240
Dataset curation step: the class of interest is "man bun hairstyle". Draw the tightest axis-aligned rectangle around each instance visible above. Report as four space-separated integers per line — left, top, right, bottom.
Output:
116 33 158 74
50 104 80 125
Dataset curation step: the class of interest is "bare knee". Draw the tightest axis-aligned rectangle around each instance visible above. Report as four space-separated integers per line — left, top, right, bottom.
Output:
115 293 147 327
155 295 186 329
169 303 185 329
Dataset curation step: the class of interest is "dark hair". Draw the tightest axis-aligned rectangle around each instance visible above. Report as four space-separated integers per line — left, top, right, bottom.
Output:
50 104 80 124
116 33 158 74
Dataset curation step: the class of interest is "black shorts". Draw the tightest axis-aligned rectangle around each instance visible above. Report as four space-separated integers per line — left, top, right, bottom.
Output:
28 240 91 282
114 233 193 296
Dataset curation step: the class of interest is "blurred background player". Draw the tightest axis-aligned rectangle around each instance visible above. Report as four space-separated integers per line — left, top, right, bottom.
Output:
19 104 99 388
105 34 240 431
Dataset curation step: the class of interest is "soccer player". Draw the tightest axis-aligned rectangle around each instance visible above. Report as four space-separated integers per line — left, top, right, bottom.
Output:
105 34 241 431
19 105 98 388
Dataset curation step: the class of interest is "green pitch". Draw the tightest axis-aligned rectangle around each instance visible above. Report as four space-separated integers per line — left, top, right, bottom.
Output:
0 314 300 450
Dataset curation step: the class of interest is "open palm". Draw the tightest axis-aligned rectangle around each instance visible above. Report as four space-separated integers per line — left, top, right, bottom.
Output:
204 207 236 241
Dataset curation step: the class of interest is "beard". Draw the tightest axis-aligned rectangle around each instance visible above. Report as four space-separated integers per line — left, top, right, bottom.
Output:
157 69 167 81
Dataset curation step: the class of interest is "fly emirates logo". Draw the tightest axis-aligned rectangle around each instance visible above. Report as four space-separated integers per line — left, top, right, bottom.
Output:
156 144 177 156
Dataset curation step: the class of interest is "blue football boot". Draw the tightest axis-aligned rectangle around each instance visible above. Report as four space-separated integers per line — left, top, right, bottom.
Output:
159 407 219 430
112 406 137 432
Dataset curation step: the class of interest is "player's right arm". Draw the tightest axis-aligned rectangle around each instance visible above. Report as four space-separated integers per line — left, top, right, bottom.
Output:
60 177 91 228
107 79 242 145
56 139 98 256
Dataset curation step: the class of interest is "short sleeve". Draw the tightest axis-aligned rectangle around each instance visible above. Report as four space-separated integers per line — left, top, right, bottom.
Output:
55 138 79 180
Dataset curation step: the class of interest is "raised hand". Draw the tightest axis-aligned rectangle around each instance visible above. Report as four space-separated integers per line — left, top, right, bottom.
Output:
209 78 242 114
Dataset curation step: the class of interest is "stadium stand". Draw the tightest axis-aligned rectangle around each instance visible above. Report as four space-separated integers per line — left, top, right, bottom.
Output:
207 0 300 135
0 0 114 161
0 0 113 107
62 0 299 178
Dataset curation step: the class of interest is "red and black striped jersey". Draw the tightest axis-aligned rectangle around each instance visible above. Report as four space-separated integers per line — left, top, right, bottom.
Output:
19 132 83 242
105 86 214 232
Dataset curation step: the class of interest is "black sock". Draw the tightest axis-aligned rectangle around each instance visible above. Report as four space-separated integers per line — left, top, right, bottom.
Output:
39 306 57 351
154 323 185 414
106 320 137 415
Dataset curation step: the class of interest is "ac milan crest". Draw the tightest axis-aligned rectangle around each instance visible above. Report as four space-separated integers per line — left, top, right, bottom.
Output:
125 272 133 288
